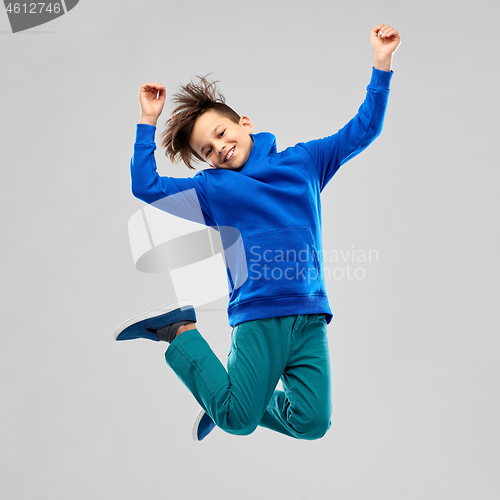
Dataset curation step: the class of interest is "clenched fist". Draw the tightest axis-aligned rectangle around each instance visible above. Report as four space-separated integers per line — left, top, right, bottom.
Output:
371 24 401 56
139 82 166 126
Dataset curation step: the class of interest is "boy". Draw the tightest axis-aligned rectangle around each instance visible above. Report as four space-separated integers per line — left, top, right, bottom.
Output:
114 24 401 441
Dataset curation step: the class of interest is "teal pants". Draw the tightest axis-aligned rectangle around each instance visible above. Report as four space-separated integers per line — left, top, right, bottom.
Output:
165 313 332 440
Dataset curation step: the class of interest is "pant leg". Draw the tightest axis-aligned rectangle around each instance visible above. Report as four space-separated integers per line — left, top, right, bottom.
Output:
165 317 294 436
258 313 332 440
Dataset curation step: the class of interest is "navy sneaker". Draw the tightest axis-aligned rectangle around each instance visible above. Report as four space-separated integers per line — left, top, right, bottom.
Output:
113 299 196 341
192 408 216 442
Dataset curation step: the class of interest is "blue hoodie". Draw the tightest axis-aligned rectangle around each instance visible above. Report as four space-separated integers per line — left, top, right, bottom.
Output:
130 67 393 327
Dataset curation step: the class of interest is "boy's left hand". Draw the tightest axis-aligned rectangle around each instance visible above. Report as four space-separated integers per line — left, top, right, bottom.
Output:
371 24 401 56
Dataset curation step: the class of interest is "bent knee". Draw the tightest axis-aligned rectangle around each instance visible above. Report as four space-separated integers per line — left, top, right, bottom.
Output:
295 415 332 440
221 415 259 437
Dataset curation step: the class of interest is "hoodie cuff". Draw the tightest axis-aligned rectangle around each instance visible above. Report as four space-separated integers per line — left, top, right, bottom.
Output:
135 123 156 144
369 66 393 90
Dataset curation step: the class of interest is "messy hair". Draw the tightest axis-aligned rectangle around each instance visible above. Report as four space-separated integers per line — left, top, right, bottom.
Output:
160 75 240 170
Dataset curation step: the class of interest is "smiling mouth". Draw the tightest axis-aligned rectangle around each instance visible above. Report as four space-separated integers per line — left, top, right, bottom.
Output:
224 147 235 162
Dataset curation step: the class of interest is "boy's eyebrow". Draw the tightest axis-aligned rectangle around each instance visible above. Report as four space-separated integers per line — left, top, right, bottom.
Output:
200 124 222 155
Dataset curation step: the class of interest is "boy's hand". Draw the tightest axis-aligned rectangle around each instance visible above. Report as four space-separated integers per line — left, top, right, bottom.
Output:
370 24 401 72
371 24 401 55
139 82 166 126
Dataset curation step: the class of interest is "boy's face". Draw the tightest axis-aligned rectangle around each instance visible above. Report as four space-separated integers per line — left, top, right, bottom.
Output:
189 110 254 170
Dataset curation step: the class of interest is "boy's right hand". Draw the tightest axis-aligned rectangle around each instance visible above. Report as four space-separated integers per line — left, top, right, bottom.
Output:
139 82 166 126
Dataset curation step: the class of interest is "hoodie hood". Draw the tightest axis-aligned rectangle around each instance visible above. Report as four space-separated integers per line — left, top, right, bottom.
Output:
241 132 277 171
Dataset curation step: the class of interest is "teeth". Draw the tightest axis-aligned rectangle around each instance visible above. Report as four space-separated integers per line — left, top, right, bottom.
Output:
225 147 234 162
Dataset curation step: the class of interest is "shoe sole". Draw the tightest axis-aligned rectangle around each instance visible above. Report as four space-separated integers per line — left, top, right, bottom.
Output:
113 298 195 341
192 408 216 442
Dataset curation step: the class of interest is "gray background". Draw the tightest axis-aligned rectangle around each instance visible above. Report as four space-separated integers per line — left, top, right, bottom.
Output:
1 1 499 499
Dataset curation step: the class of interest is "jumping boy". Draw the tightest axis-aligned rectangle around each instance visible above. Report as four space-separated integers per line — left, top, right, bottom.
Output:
113 24 401 441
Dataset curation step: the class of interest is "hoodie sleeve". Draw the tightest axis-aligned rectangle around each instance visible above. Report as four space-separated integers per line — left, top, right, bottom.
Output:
131 124 216 227
297 67 393 192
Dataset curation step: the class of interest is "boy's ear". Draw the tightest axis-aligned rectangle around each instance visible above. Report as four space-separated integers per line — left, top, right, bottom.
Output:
239 115 253 134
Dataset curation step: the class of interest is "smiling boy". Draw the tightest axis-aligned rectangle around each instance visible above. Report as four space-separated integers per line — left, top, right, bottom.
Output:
191 112 254 170
114 24 401 442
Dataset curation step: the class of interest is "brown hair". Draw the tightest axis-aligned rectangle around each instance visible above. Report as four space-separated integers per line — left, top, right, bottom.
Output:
160 75 240 170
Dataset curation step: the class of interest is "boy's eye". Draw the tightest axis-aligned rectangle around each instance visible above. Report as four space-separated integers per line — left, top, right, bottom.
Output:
206 131 224 157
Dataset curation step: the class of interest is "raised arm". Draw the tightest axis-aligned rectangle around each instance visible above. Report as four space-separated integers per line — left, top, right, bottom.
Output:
298 24 401 191
130 82 216 227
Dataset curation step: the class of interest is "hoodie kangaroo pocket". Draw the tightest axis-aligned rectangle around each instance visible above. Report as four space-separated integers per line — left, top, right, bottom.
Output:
239 227 321 301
